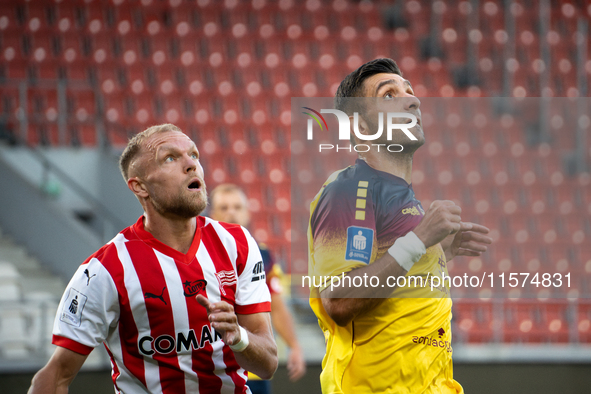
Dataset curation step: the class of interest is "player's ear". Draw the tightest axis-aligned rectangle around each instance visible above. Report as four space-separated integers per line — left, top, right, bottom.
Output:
348 114 365 145
245 208 251 225
128 177 149 199
349 113 370 137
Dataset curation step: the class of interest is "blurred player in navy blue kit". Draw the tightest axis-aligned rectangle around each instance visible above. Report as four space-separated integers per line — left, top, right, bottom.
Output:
210 184 306 394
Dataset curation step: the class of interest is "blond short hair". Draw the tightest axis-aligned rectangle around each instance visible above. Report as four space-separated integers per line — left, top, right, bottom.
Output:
209 184 247 208
119 123 182 181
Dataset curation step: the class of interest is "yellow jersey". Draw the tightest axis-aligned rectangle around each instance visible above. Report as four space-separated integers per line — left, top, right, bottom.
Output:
308 160 463 394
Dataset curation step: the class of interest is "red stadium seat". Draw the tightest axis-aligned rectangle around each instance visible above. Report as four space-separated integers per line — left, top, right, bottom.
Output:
453 300 499 343
67 89 94 122
75 124 97 147
577 301 591 343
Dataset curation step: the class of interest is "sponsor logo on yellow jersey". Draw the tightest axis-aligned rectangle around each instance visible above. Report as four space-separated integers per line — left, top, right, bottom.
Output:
411 328 452 352
402 206 421 216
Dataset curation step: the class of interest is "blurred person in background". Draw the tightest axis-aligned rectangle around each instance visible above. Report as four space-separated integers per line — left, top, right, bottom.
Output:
210 184 307 394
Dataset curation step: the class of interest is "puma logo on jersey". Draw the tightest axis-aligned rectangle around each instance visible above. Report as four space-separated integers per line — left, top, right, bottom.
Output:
144 287 167 305
251 261 265 282
84 269 96 285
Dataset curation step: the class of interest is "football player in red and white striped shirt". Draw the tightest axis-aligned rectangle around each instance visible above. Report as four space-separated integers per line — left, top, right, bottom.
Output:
29 124 278 394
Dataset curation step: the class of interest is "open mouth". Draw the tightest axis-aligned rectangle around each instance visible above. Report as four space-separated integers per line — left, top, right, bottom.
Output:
188 180 201 190
406 114 421 126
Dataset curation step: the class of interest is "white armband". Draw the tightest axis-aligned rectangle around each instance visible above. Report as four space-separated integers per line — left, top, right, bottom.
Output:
388 231 426 272
229 326 250 352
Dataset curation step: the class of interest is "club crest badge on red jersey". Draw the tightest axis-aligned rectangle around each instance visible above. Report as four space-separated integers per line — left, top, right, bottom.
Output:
215 270 237 296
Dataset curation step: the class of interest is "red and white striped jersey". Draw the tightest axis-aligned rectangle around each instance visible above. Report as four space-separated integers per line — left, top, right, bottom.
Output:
53 216 271 394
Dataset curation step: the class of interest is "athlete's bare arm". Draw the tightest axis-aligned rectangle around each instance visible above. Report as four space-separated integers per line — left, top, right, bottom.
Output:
320 250 408 326
270 293 306 381
28 346 88 394
321 200 467 327
196 295 278 379
235 312 278 379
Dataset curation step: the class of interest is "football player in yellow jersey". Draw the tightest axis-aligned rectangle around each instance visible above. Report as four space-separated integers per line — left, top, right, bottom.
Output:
308 58 492 393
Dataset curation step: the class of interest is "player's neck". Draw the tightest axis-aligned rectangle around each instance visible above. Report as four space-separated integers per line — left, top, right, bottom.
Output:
142 212 197 255
359 152 413 184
